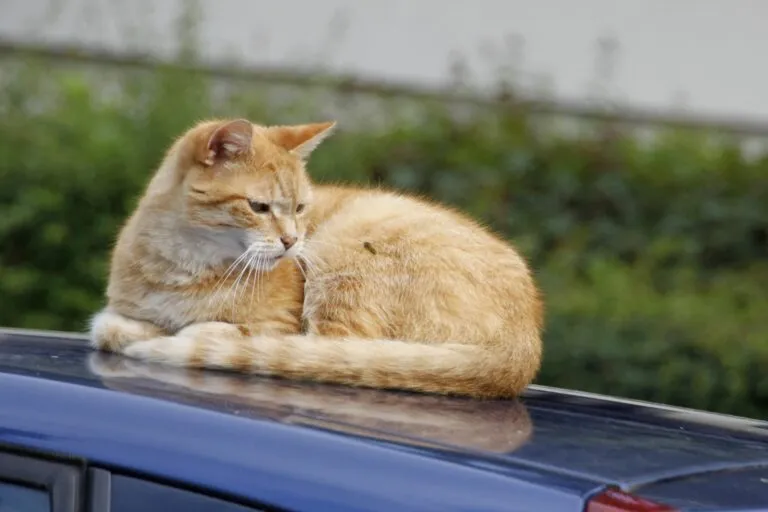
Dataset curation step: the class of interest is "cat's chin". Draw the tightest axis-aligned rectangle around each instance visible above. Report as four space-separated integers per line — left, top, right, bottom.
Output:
262 259 280 272
251 254 283 272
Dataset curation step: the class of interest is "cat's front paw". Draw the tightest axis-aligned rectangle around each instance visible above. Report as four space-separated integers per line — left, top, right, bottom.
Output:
122 322 250 367
122 336 192 365
89 309 166 352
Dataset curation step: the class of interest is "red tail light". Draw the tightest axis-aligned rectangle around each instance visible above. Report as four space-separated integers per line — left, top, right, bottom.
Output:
586 488 678 512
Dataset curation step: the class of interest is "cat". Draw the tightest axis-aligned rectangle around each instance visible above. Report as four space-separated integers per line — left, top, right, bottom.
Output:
89 118 544 398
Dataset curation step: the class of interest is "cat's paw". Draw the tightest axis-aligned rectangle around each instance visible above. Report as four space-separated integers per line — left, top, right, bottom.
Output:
89 309 166 352
123 336 196 366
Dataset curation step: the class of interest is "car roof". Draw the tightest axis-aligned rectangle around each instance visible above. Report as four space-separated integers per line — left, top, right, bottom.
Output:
3 327 768 507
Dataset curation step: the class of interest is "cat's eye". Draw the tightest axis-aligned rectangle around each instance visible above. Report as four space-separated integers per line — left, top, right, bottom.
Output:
249 201 270 214
296 203 306 214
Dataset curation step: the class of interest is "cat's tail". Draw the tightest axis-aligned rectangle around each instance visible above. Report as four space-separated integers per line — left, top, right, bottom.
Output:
119 324 541 398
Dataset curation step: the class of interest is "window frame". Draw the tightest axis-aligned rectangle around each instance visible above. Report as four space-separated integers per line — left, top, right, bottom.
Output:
0 451 81 512
88 469 270 512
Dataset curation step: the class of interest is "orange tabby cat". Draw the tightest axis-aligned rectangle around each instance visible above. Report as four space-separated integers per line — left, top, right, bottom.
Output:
90 118 544 398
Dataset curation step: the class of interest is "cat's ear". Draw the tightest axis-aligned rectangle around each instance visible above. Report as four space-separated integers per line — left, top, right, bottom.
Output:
266 121 336 159
198 119 253 167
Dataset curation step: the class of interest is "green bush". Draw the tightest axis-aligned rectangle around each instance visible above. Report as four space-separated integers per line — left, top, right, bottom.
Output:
1 54 767 418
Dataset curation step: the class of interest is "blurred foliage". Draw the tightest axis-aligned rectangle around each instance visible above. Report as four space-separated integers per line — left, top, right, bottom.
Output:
0 50 767 418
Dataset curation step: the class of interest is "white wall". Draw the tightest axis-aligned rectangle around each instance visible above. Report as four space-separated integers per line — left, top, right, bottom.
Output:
2 0 767 119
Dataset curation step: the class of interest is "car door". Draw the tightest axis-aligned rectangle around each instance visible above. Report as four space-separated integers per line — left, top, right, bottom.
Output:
0 448 268 512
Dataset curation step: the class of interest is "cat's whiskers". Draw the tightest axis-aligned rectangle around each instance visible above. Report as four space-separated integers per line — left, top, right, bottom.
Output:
296 250 325 275
244 252 254 306
229 249 258 319
251 251 268 308
247 254 257 308
207 249 252 313
295 255 310 281
238 249 273 315
219 246 264 317
255 252 266 304
256 256 267 298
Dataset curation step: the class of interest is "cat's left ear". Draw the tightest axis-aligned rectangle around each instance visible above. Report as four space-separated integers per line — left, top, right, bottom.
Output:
266 121 337 160
199 119 253 167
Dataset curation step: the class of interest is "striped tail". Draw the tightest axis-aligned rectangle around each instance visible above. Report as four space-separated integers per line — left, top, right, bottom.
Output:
117 321 540 399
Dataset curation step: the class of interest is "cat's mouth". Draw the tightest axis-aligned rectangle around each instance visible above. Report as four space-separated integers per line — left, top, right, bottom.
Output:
241 243 301 271
269 248 300 262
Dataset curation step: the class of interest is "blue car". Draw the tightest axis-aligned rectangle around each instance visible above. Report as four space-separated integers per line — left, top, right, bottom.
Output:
2 327 768 512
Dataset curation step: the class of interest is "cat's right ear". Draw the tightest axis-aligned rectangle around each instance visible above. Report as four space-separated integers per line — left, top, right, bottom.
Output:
197 119 253 167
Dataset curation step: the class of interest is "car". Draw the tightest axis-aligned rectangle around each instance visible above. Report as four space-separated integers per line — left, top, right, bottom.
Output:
1 327 768 512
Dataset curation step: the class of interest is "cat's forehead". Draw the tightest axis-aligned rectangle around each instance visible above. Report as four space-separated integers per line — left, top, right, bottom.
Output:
232 160 310 200
255 168 306 198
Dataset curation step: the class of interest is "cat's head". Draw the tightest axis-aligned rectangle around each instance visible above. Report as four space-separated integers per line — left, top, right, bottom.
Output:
157 118 335 270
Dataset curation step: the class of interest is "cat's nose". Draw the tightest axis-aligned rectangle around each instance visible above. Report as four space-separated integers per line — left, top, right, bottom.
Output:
280 235 297 250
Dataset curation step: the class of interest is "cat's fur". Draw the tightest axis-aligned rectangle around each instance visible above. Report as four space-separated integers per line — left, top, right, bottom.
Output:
90 118 544 398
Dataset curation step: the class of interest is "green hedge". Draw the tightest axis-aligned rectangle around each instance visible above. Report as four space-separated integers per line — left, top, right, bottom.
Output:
1 56 767 418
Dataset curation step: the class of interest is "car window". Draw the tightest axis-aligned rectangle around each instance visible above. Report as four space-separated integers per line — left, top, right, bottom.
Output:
110 474 263 512
0 481 49 512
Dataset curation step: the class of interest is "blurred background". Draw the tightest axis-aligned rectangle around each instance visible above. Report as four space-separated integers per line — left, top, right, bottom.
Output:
1 0 766 418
